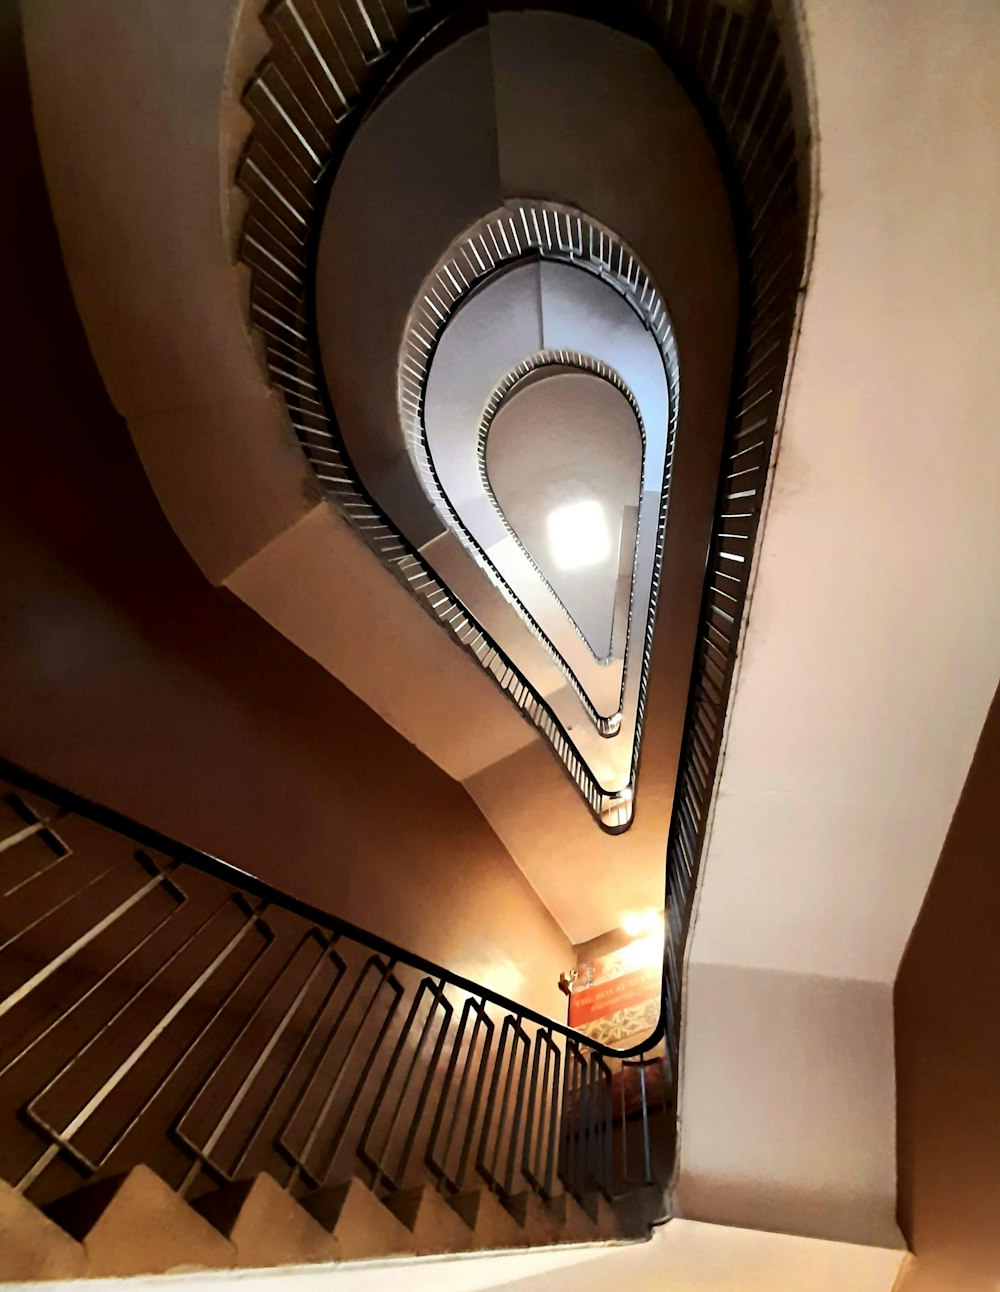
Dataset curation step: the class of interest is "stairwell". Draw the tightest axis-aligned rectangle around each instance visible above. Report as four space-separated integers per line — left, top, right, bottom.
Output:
0 768 666 1282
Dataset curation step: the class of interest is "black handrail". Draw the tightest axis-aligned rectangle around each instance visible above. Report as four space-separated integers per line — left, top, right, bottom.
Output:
0 757 671 1216
236 0 812 1085
0 756 660 1059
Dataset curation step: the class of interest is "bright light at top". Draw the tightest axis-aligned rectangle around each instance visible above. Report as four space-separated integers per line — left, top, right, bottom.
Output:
621 909 662 939
546 499 611 571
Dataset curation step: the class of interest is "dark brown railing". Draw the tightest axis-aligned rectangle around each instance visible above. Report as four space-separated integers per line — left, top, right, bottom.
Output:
0 759 668 1226
236 0 813 1087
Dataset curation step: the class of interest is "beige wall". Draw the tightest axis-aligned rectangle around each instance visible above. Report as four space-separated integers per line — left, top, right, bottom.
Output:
0 7 570 1022
679 0 1000 1252
895 680 1000 1291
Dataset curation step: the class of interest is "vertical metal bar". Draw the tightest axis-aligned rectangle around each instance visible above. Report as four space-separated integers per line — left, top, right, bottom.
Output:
639 1061 652 1184
542 1039 562 1199
424 995 472 1186
452 1005 496 1193
425 997 493 1192
102 923 273 1175
278 955 401 1189
227 943 346 1181
619 1057 629 1191
501 1021 530 1196
0 862 178 1020
520 1030 545 1192
476 1014 513 1191
602 1058 613 1197
0 874 186 1082
19 898 265 1191
177 933 335 1190
0 857 122 954
357 978 438 1191
392 984 453 1187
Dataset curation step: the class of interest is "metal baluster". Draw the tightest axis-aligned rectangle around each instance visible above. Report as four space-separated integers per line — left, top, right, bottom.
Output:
425 996 492 1192
279 955 402 1189
19 896 267 1191
176 931 338 1191
0 853 181 1023
225 941 346 1183
0 866 186 1082
500 1020 530 1197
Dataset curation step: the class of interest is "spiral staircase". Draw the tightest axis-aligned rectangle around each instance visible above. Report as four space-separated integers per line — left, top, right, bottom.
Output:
2 0 834 1283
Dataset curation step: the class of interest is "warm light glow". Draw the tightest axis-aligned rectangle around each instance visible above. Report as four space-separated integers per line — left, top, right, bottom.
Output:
546 499 611 571
621 909 662 939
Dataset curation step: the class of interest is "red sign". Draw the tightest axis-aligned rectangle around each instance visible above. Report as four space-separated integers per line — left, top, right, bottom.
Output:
569 963 660 1027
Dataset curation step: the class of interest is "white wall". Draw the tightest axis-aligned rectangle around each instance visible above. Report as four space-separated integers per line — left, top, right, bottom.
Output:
679 0 1000 1251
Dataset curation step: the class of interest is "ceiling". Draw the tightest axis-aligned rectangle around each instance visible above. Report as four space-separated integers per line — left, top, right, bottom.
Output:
486 367 641 661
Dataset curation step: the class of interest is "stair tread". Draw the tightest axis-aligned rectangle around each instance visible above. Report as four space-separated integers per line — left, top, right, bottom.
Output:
304 1178 414 1261
451 1189 529 1250
503 1191 562 1245
48 1165 235 1277
386 1185 475 1254
0 1180 88 1281
548 1193 600 1242
196 1173 337 1268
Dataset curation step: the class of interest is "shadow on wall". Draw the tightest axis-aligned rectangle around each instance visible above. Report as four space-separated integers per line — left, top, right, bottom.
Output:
896 678 1000 1292
0 9 570 1022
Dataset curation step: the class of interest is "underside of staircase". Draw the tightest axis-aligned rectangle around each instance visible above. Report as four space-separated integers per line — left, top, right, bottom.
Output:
1 1165 637 1281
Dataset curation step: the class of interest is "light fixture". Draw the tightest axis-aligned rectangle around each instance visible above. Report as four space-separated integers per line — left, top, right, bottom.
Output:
546 499 611 571
621 909 662 939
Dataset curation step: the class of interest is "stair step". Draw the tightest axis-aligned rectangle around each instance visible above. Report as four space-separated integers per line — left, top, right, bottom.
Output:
584 1192 623 1239
303 1178 414 1261
0 1180 88 1280
450 1189 528 1250
502 1191 561 1246
548 1193 600 1242
385 1185 475 1254
47 1165 235 1277
195 1173 337 1268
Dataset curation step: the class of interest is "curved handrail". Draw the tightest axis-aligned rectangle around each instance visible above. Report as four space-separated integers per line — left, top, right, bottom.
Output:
0 755 660 1059
235 0 813 1072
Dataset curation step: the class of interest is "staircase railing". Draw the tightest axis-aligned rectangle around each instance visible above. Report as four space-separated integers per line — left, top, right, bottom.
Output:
236 0 812 1096
0 758 669 1223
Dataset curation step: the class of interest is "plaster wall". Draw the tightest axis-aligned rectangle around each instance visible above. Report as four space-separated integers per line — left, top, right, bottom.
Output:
679 0 1000 1252
0 5 571 1022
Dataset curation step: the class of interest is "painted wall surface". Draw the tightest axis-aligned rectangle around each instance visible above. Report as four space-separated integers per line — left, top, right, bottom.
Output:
680 0 1000 1251
0 7 570 1021
895 682 1000 1292
19 0 541 793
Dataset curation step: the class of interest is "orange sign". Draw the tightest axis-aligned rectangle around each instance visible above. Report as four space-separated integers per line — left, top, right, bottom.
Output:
569 964 660 1026
568 934 662 1044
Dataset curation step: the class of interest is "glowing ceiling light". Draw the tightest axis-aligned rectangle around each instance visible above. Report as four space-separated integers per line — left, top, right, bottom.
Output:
546 499 612 571
622 909 662 939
